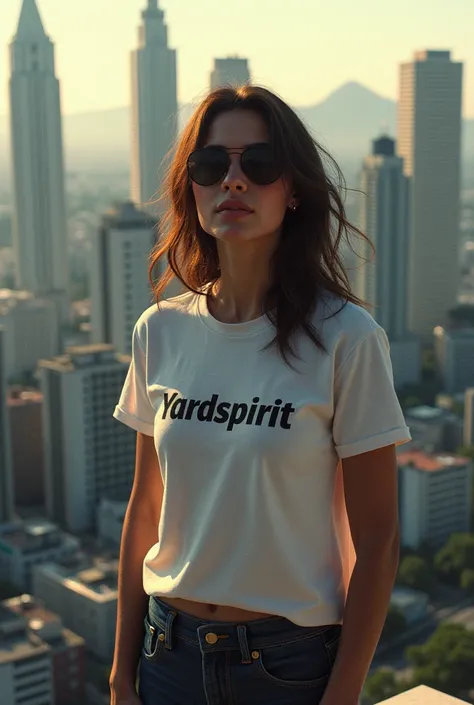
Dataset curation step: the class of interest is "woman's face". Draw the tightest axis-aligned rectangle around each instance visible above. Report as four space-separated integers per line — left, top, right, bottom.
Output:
191 109 294 245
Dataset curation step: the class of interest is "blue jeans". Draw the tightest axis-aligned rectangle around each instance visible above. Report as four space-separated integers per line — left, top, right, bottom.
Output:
138 596 342 705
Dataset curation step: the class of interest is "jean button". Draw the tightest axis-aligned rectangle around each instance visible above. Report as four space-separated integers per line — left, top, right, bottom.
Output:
205 632 218 645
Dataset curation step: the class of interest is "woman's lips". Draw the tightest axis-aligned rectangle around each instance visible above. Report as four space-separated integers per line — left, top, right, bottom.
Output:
216 209 253 220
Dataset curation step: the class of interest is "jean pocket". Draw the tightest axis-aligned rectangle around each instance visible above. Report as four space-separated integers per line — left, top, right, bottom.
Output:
255 631 333 689
142 613 165 661
322 624 342 666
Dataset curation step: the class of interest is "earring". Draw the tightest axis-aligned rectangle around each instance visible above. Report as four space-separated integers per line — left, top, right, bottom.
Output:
292 204 297 211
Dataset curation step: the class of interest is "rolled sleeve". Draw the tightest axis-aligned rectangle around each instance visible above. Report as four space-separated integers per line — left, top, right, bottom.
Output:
113 322 156 437
333 327 411 459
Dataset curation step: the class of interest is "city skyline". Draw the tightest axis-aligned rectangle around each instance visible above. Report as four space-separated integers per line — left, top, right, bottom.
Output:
0 0 473 117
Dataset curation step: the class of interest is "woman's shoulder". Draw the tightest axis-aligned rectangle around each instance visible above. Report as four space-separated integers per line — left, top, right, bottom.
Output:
314 291 384 356
134 288 198 342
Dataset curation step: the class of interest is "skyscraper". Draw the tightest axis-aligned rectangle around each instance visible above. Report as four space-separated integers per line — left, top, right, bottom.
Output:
357 136 420 387
0 326 14 523
8 0 69 316
210 57 251 90
90 201 156 355
130 0 178 210
397 50 463 336
357 136 409 340
39 344 136 532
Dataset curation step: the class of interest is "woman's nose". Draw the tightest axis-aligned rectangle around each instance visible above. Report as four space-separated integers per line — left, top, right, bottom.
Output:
221 155 247 191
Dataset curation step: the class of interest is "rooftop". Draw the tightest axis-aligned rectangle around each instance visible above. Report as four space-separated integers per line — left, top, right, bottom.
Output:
397 450 470 473
376 685 468 703
7 386 43 406
0 519 79 553
38 344 129 373
406 405 445 421
0 595 83 665
38 556 119 602
102 200 157 230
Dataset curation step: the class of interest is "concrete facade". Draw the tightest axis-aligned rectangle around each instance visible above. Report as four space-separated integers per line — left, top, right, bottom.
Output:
38 345 136 533
8 0 69 311
397 50 463 336
398 450 472 549
34 557 118 662
89 201 156 356
130 0 178 209
210 57 251 89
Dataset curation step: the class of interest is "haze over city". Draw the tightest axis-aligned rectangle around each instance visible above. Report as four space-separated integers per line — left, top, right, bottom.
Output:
1 0 473 116
1 1 474 704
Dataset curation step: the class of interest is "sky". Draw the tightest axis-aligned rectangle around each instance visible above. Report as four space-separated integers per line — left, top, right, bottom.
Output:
0 0 473 117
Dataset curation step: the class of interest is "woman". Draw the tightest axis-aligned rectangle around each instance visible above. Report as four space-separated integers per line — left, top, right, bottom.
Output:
110 85 410 705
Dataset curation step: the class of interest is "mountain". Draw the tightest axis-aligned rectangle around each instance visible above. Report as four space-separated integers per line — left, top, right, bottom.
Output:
297 81 397 158
0 82 473 179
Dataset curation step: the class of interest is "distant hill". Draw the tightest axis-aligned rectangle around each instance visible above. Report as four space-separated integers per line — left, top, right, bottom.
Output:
1 81 473 181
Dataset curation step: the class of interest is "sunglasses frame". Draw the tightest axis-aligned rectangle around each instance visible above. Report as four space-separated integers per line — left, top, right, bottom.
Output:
186 143 283 187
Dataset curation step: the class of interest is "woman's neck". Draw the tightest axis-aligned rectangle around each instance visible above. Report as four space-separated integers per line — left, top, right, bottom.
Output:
209 237 277 324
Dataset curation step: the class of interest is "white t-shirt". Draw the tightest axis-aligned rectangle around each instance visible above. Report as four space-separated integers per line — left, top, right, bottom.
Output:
113 289 410 626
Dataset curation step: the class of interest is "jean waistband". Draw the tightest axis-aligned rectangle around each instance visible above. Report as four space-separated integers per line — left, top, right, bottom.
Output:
147 596 340 660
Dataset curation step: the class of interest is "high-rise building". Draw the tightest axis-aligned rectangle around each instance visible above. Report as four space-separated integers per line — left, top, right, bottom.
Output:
0 594 85 705
464 388 474 446
397 50 463 336
0 290 59 383
434 326 474 394
34 556 118 662
210 57 251 90
38 344 136 533
0 327 14 524
398 450 472 549
130 0 178 209
8 0 69 320
358 136 409 339
357 136 420 387
90 201 156 355
8 387 45 508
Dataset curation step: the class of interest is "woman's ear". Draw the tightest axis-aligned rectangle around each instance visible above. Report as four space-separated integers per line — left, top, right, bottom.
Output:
288 193 299 211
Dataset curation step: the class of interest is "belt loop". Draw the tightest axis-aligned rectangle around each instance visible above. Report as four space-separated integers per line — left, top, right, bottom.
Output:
237 625 251 664
164 610 176 650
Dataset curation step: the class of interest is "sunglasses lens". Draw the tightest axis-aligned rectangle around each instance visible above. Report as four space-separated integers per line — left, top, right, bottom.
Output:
187 148 228 186
241 145 282 185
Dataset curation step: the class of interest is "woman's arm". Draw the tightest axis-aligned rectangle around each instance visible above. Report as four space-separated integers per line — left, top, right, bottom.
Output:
321 444 400 705
109 432 164 701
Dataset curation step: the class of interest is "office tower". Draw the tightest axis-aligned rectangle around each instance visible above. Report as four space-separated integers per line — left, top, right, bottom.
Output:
90 201 156 355
398 450 472 549
0 595 85 705
38 344 136 533
34 556 118 661
8 387 45 508
130 0 178 209
357 136 420 386
358 136 409 338
8 0 69 322
0 327 14 524
210 57 251 90
397 50 463 336
0 290 59 383
434 327 474 394
465 388 474 446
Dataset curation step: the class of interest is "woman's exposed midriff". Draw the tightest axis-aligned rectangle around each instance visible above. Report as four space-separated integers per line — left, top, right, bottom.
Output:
157 596 274 622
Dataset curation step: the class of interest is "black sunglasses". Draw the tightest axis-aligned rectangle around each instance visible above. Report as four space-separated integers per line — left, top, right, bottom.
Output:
187 144 283 187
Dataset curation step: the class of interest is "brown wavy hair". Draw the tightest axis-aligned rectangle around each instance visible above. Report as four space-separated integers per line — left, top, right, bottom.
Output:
149 85 370 364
